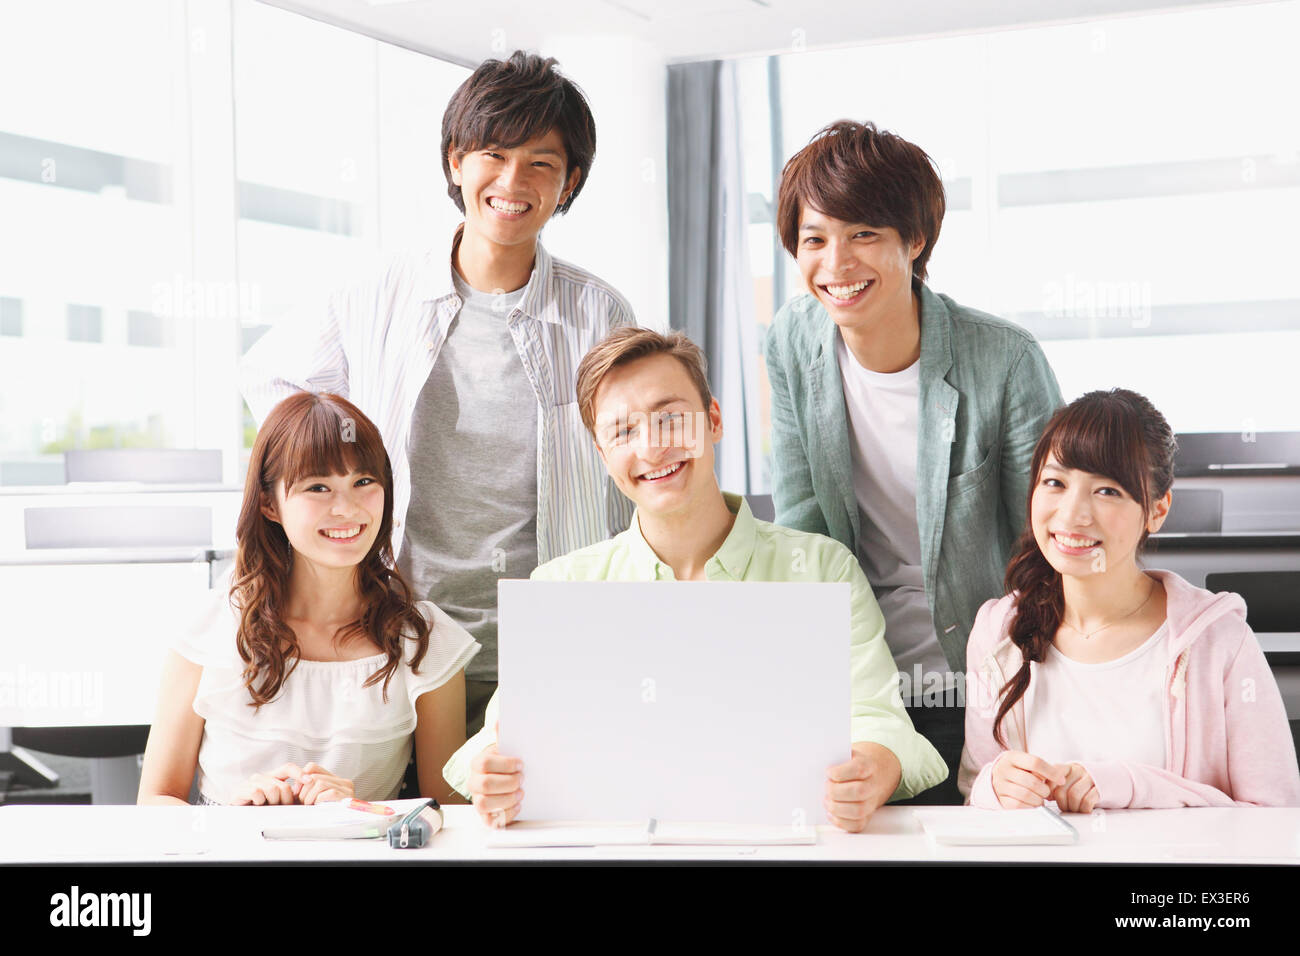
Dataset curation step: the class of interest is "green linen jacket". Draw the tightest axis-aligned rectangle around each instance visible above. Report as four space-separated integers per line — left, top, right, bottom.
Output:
763 284 1064 671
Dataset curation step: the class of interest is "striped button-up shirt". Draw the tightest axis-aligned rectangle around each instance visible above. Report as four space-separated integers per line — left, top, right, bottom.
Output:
239 231 637 563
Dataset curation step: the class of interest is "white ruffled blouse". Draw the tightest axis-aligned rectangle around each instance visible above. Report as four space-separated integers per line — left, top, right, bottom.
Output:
175 579 479 805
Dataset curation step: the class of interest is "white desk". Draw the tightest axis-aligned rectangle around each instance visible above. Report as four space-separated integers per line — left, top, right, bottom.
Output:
1 805 1297 864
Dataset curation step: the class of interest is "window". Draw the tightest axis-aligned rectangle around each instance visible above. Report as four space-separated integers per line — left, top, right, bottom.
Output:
127 310 172 348
0 0 471 485
0 0 184 471
231 1 472 452
65 304 103 343
0 297 21 337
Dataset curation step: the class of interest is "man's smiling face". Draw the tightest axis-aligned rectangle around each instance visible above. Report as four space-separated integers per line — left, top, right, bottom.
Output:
794 205 924 337
448 127 580 251
591 352 722 520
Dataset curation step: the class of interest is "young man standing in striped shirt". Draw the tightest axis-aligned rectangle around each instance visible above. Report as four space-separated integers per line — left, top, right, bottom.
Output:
240 52 636 739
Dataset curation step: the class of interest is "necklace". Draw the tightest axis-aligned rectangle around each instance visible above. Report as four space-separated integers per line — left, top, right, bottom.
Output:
1061 577 1157 640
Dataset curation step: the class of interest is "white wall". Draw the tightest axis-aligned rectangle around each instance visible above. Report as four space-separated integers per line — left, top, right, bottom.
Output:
524 34 671 332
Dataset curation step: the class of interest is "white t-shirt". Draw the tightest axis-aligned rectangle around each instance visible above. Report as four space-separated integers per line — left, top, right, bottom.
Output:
836 333 949 695
175 576 479 805
1025 623 1169 767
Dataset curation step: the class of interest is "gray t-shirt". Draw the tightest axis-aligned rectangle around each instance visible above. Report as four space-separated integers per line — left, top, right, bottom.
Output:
397 270 538 682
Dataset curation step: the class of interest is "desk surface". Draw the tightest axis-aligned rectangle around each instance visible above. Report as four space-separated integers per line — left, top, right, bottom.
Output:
2 805 1297 865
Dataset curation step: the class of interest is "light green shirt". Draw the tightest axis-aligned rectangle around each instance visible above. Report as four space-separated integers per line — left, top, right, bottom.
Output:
442 492 948 801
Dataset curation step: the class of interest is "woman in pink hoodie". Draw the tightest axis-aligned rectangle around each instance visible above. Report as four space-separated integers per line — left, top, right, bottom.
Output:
959 388 1300 810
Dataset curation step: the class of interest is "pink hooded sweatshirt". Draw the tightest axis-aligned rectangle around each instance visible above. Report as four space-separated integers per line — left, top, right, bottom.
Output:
959 569 1300 809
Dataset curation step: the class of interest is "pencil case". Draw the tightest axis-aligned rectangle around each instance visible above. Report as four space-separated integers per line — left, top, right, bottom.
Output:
387 799 443 848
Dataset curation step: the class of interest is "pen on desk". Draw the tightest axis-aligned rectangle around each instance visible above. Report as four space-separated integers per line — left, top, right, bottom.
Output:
338 798 396 816
1042 804 1081 842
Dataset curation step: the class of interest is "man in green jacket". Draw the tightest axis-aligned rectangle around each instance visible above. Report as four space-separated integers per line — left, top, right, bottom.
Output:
764 120 1063 804
444 326 947 830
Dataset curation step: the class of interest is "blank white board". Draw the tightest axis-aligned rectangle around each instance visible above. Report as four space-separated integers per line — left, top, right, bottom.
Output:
497 580 850 825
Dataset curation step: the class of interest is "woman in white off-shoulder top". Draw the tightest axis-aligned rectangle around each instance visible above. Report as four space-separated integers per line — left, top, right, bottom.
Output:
138 393 479 807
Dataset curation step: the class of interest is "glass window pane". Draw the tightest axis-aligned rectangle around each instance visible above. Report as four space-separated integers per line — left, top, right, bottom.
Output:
0 0 193 475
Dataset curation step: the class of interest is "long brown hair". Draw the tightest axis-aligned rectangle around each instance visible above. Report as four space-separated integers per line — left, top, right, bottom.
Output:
993 388 1176 745
233 392 430 708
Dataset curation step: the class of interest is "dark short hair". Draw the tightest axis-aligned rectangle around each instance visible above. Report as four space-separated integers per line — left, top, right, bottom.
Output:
776 120 946 282
576 327 712 437
440 50 596 216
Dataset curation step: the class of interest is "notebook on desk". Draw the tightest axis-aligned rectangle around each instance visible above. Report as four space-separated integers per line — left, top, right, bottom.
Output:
260 798 433 841
913 806 1080 846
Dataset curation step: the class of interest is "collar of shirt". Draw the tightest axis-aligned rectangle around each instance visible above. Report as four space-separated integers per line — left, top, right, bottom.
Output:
621 491 758 581
415 223 556 324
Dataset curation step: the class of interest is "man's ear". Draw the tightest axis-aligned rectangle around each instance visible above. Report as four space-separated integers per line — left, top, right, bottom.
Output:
560 166 581 206
592 437 609 470
709 397 724 444
908 234 926 263
1147 490 1172 534
448 147 463 187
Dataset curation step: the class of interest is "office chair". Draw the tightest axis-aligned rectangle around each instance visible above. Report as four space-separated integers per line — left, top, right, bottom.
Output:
1204 571 1300 633
1205 571 1300 759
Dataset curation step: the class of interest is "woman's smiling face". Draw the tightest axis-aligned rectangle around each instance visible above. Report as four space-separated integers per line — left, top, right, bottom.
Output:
1030 454 1168 577
264 470 385 570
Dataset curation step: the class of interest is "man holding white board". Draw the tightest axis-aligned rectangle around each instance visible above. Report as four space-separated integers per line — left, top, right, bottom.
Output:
442 327 946 831
492 578 853 827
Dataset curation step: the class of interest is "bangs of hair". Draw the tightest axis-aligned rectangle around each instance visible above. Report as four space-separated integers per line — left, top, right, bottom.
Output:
454 92 569 156
776 120 945 280
576 326 712 435
273 398 388 495
1035 393 1155 513
794 144 902 240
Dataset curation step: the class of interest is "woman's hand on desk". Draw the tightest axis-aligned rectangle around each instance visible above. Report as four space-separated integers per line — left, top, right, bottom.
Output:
231 762 356 806
824 743 902 833
1050 763 1099 813
991 752 1068 809
232 763 305 806
468 742 524 828
295 762 355 805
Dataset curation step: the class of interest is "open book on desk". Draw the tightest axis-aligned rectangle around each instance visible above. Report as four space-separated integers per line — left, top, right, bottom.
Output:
484 819 818 849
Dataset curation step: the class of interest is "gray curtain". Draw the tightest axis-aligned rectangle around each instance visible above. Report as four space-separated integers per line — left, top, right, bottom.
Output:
666 59 764 495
